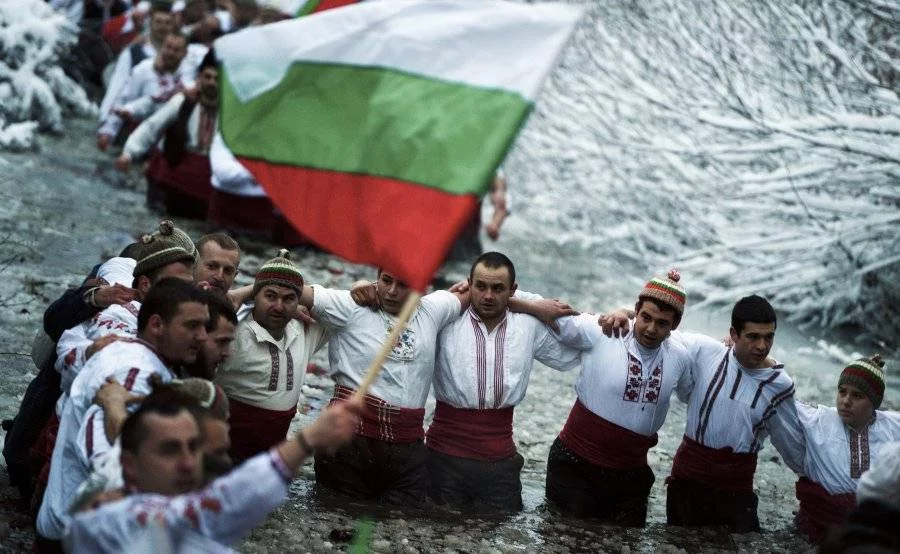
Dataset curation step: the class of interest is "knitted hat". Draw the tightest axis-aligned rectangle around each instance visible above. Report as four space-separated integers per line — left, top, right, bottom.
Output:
839 354 886 409
638 269 687 315
253 249 303 296
133 224 196 277
169 379 230 421
158 219 197 258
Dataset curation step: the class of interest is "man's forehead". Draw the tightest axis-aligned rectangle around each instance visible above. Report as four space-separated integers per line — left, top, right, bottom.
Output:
472 263 511 282
144 411 200 441
175 301 209 318
259 284 298 297
740 322 776 335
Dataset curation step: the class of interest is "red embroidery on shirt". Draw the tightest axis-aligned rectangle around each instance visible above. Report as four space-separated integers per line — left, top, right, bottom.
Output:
65 348 77 367
124 367 140 391
623 354 643 402
622 353 664 404
200 496 222 513
267 343 280 391
285 349 294 391
85 413 96 457
184 503 200 529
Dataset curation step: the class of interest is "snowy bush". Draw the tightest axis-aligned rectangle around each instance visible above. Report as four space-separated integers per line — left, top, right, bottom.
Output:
510 0 899 348
0 0 96 151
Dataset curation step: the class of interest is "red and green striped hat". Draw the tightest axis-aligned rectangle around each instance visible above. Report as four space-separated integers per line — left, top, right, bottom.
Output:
639 269 687 315
253 249 304 296
839 354 886 409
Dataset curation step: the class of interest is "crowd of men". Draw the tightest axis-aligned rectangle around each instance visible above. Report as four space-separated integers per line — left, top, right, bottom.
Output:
3 0 897 551
51 0 511 254
2 214 898 551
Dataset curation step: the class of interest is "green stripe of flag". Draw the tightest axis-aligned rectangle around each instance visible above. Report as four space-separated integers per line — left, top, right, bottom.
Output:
219 62 531 195
295 0 320 16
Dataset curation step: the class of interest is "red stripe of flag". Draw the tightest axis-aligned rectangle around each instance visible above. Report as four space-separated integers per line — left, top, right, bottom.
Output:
239 158 479 291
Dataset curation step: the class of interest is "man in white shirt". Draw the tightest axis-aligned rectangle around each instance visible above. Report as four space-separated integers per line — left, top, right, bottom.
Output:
37 279 210 545
302 270 464 504
117 50 219 219
216 250 328 462
427 252 581 512
97 32 191 151
666 295 804 532
546 270 693 526
99 5 176 125
64 391 363 552
786 355 900 543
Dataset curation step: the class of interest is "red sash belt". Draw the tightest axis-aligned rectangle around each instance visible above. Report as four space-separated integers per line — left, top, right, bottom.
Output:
331 385 424 444
670 435 757 493
558 399 658 469
425 401 515 461
207 189 276 232
227 398 296 461
795 477 855 543
147 151 212 201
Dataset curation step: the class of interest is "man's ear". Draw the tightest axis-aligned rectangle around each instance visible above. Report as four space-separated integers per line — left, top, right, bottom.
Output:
510 282 518 296
137 275 152 296
729 327 739 342
120 450 138 488
147 313 165 338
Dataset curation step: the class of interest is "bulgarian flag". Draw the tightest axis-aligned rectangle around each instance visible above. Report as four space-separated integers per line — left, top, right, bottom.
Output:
295 0 359 16
216 0 581 290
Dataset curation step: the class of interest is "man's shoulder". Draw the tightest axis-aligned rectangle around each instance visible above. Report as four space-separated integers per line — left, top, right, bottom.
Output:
131 57 155 76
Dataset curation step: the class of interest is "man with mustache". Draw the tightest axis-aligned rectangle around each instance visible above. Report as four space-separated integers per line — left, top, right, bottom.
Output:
215 250 328 463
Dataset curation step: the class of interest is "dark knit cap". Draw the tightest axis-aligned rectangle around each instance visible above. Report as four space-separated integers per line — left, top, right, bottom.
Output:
253 249 303 296
839 354 886 409
133 221 196 277
638 269 687 315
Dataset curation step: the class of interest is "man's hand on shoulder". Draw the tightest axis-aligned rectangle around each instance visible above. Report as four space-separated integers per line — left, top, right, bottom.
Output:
598 309 632 338
350 281 380 310
91 284 137 309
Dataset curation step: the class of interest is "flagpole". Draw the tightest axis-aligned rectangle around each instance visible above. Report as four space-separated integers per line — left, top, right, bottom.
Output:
353 291 422 399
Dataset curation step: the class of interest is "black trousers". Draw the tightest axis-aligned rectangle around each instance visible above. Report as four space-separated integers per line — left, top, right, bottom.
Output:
666 476 760 532
545 437 654 527
427 448 524 513
3 358 60 503
314 435 428 505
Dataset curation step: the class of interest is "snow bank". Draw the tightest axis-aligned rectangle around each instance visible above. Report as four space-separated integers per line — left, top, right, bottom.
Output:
0 0 96 151
508 0 899 348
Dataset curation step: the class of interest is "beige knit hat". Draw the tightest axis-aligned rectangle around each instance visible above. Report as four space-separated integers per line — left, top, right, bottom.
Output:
133 222 196 277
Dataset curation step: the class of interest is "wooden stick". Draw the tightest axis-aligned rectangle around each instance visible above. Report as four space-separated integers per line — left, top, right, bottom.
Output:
353 290 422 399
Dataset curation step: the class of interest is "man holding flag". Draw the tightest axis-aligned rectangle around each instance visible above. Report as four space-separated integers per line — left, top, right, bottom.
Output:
212 0 580 502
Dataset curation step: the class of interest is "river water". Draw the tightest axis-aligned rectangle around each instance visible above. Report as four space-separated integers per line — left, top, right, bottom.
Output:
1 0 897 551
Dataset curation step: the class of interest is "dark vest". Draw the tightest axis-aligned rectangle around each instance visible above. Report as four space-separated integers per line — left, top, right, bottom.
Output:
163 97 199 168
129 43 148 69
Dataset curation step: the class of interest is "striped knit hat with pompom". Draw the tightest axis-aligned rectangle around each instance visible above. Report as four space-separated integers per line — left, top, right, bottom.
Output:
253 249 304 296
639 269 687 315
839 354 886 409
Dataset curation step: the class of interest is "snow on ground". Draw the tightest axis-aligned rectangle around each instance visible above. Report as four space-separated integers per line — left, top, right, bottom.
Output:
0 0 96 151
